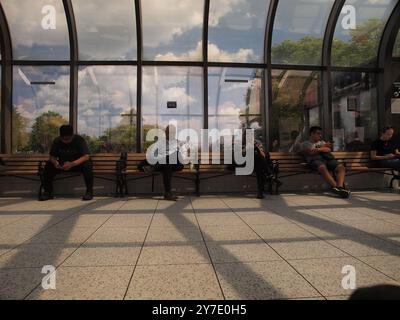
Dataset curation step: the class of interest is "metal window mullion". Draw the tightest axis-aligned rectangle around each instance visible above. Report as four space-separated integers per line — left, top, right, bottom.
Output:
264 0 278 149
63 0 79 134
322 0 346 141
0 2 13 154
135 0 143 152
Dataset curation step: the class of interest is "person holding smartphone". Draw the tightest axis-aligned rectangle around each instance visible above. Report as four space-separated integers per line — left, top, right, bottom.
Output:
302 126 350 198
40 125 94 201
370 126 400 171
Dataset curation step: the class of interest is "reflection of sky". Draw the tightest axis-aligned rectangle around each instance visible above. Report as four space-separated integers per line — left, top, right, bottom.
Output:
2 0 398 63
209 68 262 132
142 67 203 133
77 66 137 138
272 0 335 45
333 0 397 42
2 0 70 60
208 0 270 63
72 0 137 60
13 66 70 132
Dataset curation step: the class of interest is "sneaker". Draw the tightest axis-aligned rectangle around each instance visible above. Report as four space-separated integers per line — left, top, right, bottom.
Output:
39 192 54 202
339 187 351 198
82 192 94 201
331 187 349 199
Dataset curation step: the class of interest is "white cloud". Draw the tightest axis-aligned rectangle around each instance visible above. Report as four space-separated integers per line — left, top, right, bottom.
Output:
155 41 256 63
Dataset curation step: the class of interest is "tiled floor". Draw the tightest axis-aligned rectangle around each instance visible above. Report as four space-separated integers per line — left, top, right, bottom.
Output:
0 191 399 300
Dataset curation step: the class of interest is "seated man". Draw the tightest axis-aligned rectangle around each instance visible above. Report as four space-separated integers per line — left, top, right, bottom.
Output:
40 125 94 201
301 126 350 198
370 126 400 172
153 125 184 201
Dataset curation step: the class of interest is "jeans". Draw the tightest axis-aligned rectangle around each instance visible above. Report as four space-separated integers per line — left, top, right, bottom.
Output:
378 159 400 172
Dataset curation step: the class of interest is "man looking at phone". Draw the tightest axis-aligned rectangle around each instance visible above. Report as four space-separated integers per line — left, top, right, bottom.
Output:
371 126 400 171
302 126 350 198
40 125 93 201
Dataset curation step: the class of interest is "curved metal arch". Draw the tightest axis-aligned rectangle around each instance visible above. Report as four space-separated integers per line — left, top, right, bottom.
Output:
321 0 346 140
62 0 79 133
378 0 400 69
322 0 346 68
264 0 278 148
0 1 13 153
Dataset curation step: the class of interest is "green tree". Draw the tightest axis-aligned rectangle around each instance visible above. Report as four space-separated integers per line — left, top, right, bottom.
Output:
11 106 29 153
28 111 68 153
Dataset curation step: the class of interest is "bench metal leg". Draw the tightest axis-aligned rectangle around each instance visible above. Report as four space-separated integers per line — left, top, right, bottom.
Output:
195 173 200 197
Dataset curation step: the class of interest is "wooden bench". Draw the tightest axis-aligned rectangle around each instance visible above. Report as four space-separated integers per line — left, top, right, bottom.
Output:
118 153 199 196
0 154 122 198
270 152 400 191
195 153 279 196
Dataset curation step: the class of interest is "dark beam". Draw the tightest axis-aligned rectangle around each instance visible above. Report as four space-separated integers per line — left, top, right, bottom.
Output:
0 2 12 154
63 0 79 134
135 0 143 152
377 1 400 127
321 0 346 141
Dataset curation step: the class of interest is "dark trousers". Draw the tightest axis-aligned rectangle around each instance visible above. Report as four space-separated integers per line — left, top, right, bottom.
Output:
155 162 184 194
43 161 94 194
378 159 400 172
254 155 272 195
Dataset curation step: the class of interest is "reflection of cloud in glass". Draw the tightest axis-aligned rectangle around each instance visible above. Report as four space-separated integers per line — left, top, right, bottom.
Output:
208 0 270 63
72 0 137 60
13 66 70 131
2 0 70 60
142 0 204 61
77 66 137 138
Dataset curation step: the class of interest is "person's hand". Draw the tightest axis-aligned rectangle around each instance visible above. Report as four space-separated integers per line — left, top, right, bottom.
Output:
324 142 333 148
53 160 62 170
319 147 332 153
385 154 396 160
62 162 75 171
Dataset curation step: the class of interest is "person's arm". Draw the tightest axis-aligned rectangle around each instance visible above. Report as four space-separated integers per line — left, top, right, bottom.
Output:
370 149 396 161
62 137 90 170
49 140 62 169
303 144 331 156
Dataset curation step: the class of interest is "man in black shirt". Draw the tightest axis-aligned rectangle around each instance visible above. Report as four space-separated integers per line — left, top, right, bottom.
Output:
40 125 94 201
370 126 400 171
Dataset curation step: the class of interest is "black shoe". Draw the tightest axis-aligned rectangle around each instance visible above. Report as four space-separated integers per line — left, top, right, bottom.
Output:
331 187 349 199
39 192 54 201
82 192 93 201
164 193 178 201
257 193 265 199
338 187 351 198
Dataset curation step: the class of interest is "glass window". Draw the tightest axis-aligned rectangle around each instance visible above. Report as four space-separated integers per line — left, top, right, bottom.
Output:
272 0 335 65
394 31 400 57
332 0 397 67
331 72 377 151
72 0 137 61
2 0 70 60
12 66 70 153
141 0 204 61
208 0 270 63
271 70 322 152
77 66 137 153
142 67 203 149
208 68 265 143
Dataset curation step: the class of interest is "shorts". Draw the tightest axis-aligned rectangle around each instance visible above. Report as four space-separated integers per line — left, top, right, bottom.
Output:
308 158 339 172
